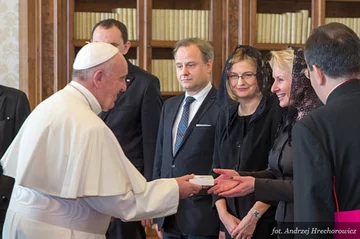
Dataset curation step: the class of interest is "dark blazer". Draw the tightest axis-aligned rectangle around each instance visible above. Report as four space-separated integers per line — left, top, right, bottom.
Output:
293 79 360 237
153 86 221 236
212 95 282 239
100 60 162 181
241 121 294 223
0 85 30 225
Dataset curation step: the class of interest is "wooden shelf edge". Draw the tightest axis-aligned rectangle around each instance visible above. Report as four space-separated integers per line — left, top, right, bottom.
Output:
326 0 360 2
151 40 177 48
253 43 305 50
73 39 139 48
151 40 214 48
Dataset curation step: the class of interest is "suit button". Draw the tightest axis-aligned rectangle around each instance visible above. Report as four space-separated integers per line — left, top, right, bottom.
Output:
171 165 176 168
236 141 242 148
1 196 9 203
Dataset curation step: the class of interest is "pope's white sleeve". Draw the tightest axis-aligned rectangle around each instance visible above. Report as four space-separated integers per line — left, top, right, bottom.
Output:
83 178 179 221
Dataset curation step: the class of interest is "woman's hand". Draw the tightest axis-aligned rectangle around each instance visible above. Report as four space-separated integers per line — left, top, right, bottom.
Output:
231 211 259 239
208 174 255 198
219 212 241 236
208 169 240 194
218 176 255 198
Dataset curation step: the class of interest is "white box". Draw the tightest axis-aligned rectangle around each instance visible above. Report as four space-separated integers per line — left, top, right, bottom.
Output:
189 175 214 186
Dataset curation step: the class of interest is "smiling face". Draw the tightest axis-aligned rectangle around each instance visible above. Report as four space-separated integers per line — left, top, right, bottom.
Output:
228 60 260 101
271 64 292 107
174 44 213 95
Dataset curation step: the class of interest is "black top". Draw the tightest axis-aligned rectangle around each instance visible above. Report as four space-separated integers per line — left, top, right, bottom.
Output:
212 95 283 239
241 118 294 223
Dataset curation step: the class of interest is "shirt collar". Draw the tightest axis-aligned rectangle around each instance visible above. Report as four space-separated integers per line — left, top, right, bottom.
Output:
185 82 212 102
69 81 102 115
325 79 354 104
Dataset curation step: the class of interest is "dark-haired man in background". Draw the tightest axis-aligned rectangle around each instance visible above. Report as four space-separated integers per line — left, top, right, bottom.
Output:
293 22 360 238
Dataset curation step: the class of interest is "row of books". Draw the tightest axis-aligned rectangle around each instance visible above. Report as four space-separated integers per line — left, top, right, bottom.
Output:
256 10 311 44
74 9 210 41
152 60 184 92
74 9 137 41
325 18 360 36
152 9 209 41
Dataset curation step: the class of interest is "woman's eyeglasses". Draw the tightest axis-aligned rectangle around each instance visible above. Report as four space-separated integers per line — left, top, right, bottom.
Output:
228 72 257 85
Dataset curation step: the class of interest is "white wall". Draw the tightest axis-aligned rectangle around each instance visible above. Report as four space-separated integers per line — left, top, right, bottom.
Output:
0 0 19 88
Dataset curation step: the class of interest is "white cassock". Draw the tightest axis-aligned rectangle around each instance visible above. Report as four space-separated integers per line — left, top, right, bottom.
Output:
1 81 179 239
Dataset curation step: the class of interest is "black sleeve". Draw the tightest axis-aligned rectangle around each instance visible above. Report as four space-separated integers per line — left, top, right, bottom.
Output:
152 103 165 180
14 91 31 135
292 121 335 225
141 76 163 181
255 178 293 202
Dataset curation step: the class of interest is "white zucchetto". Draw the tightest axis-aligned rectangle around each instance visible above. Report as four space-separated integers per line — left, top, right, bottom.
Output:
73 42 119 70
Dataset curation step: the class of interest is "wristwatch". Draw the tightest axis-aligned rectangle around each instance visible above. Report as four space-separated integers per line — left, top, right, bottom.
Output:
251 208 261 218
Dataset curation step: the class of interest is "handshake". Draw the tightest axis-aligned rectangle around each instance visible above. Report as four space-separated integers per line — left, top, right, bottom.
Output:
175 174 213 199
176 168 255 199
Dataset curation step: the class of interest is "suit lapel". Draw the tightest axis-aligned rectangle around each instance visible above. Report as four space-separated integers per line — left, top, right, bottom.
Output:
114 59 136 100
0 86 5 111
126 60 137 89
170 95 185 157
176 86 217 153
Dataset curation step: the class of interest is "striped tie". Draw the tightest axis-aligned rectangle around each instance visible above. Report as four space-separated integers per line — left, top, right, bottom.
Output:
174 96 195 155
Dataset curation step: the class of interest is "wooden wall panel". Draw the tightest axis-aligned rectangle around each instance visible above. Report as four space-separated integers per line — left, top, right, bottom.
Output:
19 0 71 109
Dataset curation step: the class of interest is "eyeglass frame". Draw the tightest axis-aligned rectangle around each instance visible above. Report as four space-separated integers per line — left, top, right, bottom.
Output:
227 72 258 85
304 68 310 79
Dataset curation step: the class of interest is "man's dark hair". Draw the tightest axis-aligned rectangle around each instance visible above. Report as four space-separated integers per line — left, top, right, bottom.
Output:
91 18 128 43
304 22 360 79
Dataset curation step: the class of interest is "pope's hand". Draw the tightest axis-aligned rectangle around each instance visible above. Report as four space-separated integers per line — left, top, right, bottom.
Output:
175 174 202 199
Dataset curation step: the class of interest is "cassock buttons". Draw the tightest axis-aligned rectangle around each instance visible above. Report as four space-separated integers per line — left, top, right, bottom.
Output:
236 141 242 148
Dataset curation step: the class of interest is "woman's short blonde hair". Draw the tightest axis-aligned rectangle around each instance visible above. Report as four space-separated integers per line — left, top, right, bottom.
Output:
226 48 258 101
269 48 294 74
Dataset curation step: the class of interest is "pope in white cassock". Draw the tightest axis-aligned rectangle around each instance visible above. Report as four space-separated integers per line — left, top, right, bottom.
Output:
0 42 201 239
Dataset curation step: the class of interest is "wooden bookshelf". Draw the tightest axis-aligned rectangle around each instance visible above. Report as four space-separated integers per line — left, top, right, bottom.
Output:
19 0 360 108
68 0 223 99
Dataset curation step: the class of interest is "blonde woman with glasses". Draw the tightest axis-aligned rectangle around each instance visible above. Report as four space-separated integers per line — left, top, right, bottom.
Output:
210 45 283 239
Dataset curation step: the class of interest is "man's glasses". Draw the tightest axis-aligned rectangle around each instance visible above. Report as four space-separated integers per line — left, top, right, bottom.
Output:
304 68 310 79
228 72 257 84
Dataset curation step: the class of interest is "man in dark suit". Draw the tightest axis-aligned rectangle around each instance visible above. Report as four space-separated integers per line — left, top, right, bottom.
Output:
153 38 221 239
0 84 30 234
91 19 163 239
292 22 360 238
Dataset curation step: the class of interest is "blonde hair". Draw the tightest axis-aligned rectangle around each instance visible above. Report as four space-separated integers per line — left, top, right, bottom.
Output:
269 48 294 73
226 48 258 101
